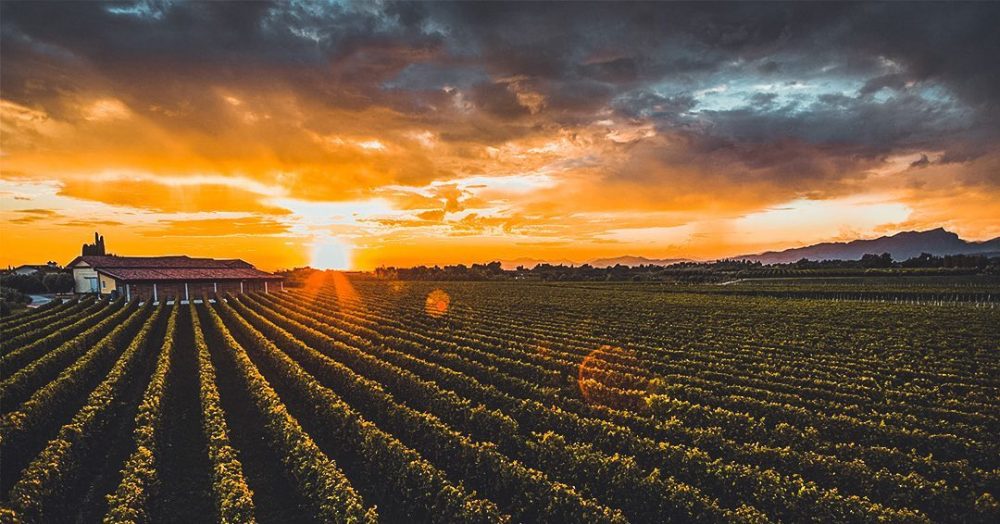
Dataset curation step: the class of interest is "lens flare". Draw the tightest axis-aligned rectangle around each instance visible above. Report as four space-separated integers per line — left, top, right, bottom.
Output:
330 270 360 310
299 269 330 307
425 289 451 318
578 345 650 411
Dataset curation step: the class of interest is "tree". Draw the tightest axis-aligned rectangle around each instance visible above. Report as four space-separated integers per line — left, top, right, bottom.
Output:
1 273 46 294
43 272 75 293
860 252 894 269
0 287 30 314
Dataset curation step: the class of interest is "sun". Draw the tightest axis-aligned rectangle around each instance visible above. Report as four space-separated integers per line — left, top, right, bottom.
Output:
310 237 353 270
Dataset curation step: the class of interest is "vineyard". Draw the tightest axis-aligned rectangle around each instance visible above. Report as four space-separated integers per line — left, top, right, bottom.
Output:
0 277 997 523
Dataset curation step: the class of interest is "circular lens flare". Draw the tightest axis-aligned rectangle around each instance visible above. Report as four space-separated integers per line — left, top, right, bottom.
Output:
578 345 650 411
425 289 451 318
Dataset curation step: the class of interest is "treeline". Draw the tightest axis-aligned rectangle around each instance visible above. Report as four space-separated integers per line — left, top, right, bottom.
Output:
789 252 996 270
367 253 999 282
1 272 75 315
1 272 75 294
374 262 505 281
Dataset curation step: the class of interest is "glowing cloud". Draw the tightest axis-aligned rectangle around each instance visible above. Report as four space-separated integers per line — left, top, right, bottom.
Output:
1 2 997 269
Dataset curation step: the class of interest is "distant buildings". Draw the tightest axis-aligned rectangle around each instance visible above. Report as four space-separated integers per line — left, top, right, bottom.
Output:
66 233 282 301
9 262 61 276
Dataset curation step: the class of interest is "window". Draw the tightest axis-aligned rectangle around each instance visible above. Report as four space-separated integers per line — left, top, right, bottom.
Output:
102 280 106 288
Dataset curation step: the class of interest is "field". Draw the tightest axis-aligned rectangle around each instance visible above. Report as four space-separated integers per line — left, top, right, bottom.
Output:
0 277 997 523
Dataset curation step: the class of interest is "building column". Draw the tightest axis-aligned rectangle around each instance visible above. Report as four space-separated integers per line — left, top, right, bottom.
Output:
125 284 131 301
240 281 244 293
184 282 189 302
153 283 158 303
213 282 218 293
280 280 284 291
265 281 269 294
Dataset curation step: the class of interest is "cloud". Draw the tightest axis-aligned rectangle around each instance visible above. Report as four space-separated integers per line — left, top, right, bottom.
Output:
57 219 126 227
1 1 998 267
13 208 57 215
909 154 931 169
6 208 60 224
144 216 291 237
417 209 445 221
57 179 291 215
470 81 531 119
9 217 42 224
82 98 131 121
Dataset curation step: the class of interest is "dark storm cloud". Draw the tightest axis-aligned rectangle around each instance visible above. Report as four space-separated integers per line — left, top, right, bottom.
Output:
2 1 998 188
611 91 697 121
0 0 443 117
469 81 529 119
427 2 1000 151
701 91 970 153
859 74 909 98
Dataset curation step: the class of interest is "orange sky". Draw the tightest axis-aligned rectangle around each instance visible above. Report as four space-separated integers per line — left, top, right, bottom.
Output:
2 3 998 271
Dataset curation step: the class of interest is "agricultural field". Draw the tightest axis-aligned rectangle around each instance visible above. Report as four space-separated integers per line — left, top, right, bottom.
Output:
0 277 997 523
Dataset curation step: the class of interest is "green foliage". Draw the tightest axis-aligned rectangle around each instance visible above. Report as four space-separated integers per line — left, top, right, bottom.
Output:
1 273 46 294
223 295 623 523
2 298 106 367
42 272 75 293
1 278 996 523
202 301 373 523
0 297 98 359
7 303 164 522
190 302 258 524
104 302 180 523
1 288 31 308
0 295 68 326
0 299 132 408
0 299 144 460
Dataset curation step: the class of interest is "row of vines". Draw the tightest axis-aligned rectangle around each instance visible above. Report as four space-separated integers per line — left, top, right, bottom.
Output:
1 277 997 522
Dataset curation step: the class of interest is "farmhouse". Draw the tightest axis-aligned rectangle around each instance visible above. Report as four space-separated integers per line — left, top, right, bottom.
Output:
64 232 282 301
66 255 282 300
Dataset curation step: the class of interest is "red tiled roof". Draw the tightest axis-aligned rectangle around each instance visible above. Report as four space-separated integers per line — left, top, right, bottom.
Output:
67 255 254 269
96 267 282 281
67 254 278 282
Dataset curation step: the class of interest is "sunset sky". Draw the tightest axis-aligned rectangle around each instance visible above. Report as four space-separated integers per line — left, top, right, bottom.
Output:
2 2 998 270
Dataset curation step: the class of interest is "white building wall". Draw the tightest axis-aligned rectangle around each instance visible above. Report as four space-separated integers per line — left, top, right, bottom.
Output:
72 264 100 294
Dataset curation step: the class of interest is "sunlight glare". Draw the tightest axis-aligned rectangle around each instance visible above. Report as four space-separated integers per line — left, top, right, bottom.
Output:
331 270 361 309
311 237 352 270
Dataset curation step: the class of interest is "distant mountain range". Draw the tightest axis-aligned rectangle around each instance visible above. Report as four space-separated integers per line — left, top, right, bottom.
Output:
733 228 1000 264
498 228 1000 269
